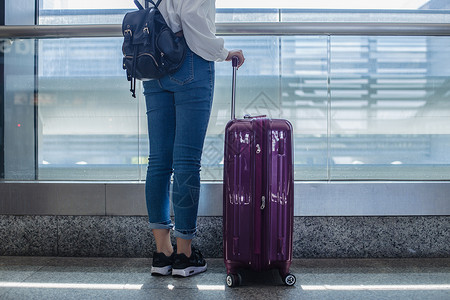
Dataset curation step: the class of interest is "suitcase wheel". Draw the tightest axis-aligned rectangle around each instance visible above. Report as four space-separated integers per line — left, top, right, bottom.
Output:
283 273 296 286
226 273 242 288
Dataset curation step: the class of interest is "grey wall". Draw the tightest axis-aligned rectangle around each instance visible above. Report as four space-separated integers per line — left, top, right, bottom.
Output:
1 182 449 216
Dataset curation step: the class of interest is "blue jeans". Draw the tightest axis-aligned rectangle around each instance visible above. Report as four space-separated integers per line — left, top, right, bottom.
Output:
143 47 215 240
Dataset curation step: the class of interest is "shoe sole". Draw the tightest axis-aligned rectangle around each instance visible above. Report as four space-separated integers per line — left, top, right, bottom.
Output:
172 263 207 277
151 265 172 276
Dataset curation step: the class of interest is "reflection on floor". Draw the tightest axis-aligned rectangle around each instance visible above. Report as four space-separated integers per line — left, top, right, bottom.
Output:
0 256 449 300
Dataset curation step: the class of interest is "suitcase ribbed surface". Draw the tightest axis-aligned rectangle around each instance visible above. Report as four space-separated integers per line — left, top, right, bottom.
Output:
223 117 294 275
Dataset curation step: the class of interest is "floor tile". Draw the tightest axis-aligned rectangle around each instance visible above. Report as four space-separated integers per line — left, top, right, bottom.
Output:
0 257 448 300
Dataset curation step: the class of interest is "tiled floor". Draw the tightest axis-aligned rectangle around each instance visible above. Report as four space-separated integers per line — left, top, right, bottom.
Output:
0 256 449 300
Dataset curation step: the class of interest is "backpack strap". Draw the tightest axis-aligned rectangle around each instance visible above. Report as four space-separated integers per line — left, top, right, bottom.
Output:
147 0 162 8
130 47 138 98
134 0 144 10
134 0 162 9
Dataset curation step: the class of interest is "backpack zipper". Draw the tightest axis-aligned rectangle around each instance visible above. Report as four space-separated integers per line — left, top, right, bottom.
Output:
125 53 159 67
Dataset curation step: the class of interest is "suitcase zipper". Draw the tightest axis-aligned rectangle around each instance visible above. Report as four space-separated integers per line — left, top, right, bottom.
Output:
260 196 266 210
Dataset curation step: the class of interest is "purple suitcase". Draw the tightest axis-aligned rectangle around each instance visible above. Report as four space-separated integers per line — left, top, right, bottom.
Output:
223 57 296 287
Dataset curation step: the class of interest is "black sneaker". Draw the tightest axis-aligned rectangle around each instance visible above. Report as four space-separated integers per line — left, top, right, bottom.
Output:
172 247 207 277
151 248 175 276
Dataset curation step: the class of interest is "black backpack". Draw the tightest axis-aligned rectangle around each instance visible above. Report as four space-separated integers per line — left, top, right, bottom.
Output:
122 0 186 97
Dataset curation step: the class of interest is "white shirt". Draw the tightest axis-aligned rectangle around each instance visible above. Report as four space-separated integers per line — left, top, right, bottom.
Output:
154 0 229 62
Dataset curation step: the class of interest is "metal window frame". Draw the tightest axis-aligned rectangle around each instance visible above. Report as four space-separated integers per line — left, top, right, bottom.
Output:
1 22 450 38
0 1 4 178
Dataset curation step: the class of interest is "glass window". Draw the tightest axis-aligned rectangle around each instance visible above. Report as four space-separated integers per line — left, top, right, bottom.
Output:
27 35 450 181
203 36 281 180
2 1 449 181
39 1 450 25
37 37 144 180
2 38 36 180
40 0 450 11
39 0 135 25
217 0 449 10
281 36 329 180
329 36 450 180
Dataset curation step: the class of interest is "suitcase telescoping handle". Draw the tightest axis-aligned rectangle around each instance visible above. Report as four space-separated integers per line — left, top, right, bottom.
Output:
231 56 239 120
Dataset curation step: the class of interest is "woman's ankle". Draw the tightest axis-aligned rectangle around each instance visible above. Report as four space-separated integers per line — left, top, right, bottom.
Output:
176 238 192 257
152 229 173 256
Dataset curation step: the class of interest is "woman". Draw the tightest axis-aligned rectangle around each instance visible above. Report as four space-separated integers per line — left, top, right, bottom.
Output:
143 0 245 277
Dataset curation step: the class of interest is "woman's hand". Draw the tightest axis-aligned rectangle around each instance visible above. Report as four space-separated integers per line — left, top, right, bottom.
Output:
226 49 245 69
